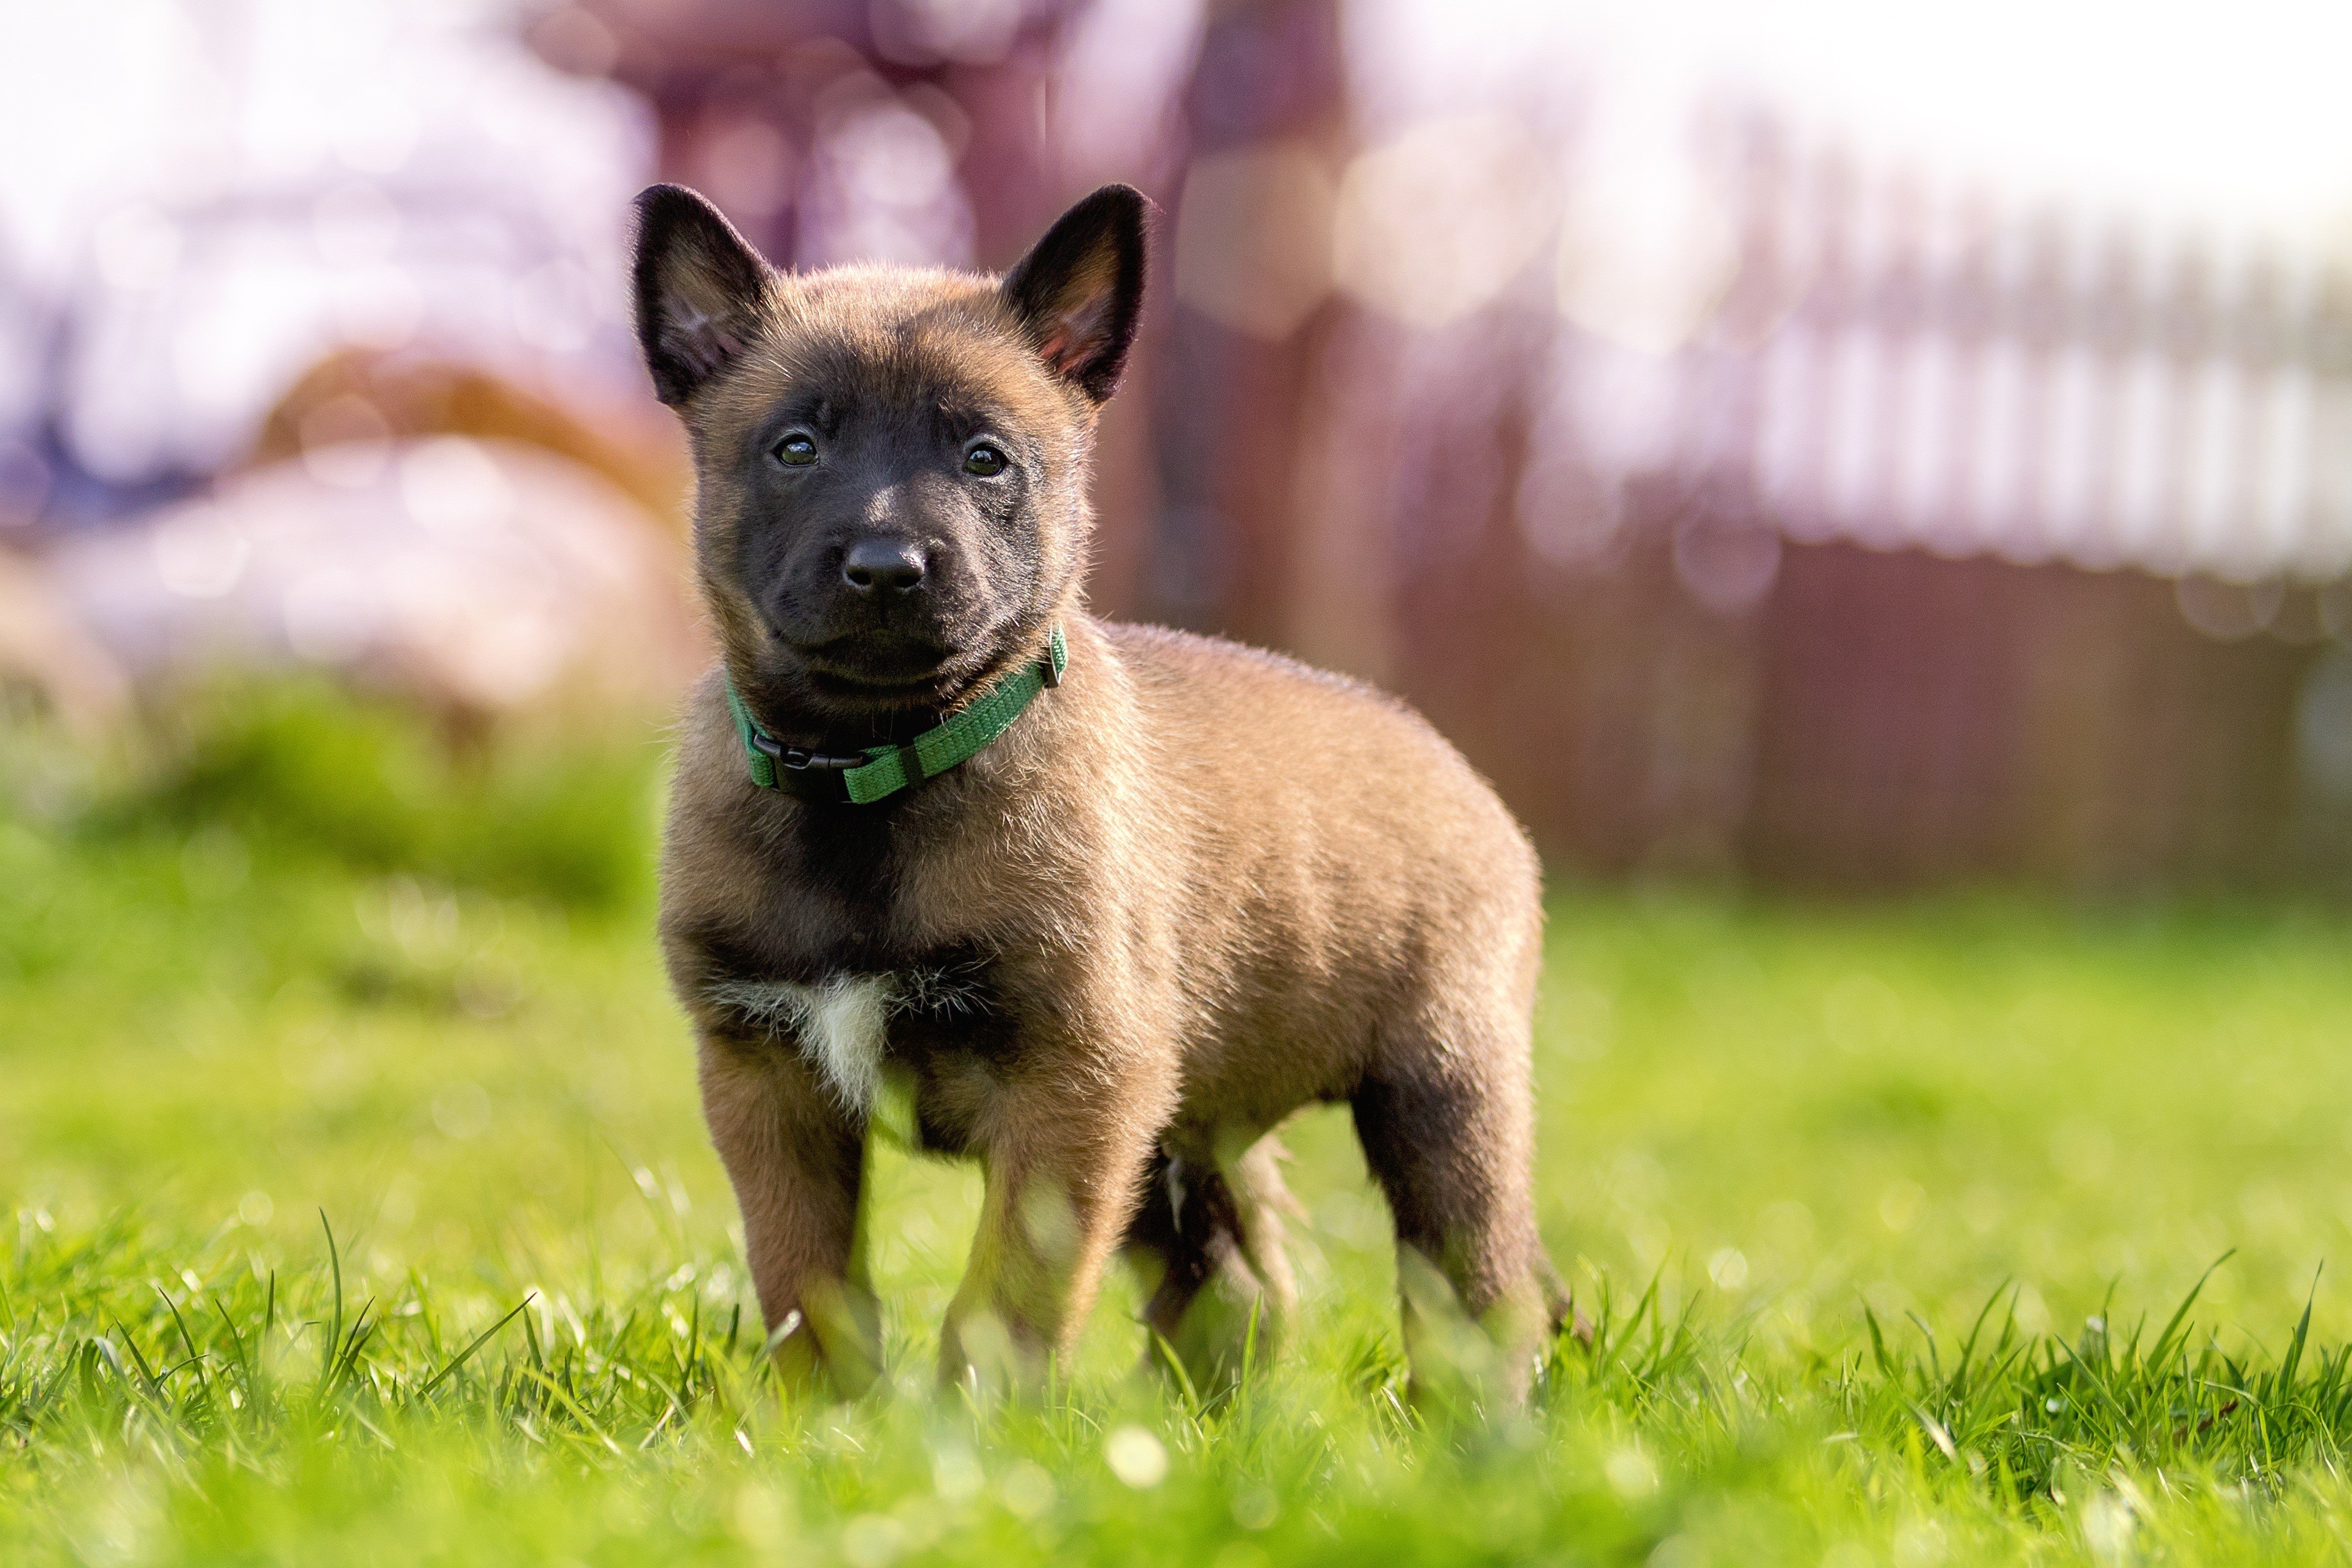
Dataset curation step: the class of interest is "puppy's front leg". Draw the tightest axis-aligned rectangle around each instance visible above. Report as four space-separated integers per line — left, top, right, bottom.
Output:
940 1071 1167 1390
698 1031 880 1396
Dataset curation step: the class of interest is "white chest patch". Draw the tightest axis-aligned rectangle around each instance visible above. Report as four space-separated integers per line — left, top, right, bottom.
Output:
706 975 895 1112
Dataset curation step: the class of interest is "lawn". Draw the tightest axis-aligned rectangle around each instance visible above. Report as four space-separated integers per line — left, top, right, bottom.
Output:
9 685 2352 1564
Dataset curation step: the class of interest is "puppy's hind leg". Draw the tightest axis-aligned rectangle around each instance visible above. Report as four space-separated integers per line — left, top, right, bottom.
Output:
1122 1137 1296 1398
1352 1013 1551 1414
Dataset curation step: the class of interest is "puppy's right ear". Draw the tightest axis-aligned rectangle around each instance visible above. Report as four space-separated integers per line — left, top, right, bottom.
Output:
1000 184 1151 404
632 184 772 407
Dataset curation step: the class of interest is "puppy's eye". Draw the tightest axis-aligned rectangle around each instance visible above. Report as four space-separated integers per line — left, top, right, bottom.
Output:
963 443 1007 478
773 432 817 467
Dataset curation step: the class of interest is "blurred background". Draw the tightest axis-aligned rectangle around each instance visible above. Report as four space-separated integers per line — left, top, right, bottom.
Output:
7 0 2352 898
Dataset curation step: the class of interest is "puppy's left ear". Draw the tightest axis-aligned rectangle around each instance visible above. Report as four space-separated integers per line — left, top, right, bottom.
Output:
1000 184 1153 404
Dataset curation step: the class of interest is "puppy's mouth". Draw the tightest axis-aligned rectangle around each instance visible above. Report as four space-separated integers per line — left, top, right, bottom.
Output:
792 635 986 707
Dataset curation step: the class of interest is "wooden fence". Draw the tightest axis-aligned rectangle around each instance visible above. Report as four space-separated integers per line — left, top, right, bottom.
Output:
1356 113 2352 892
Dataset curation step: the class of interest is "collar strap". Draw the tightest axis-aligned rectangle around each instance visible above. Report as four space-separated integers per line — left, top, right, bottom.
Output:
723 624 1067 806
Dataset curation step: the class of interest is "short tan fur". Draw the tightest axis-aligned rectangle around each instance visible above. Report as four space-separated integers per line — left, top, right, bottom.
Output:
636 181 1566 1408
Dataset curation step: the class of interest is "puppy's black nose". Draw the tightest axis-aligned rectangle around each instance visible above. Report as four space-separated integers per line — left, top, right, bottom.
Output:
842 537 926 593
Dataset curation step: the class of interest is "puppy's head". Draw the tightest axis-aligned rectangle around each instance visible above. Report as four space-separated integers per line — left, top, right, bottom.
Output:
632 183 1149 726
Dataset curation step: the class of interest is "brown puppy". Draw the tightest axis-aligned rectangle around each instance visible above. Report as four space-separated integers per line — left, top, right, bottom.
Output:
638 180 1563 1407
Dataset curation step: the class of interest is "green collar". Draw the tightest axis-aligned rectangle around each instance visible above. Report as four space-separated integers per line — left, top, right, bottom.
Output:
723 624 1067 806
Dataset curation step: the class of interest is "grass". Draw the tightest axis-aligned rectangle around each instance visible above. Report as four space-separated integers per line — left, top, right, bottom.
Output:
10 686 2352 1562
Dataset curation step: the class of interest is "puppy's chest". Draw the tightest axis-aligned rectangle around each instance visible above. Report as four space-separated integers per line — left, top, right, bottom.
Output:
704 956 1014 1121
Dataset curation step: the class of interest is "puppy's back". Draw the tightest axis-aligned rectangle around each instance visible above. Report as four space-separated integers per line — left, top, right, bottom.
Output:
1106 622 1541 988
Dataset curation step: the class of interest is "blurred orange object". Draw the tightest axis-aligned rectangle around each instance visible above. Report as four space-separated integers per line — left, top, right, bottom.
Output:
249 347 691 540
50 438 703 737
0 546 132 741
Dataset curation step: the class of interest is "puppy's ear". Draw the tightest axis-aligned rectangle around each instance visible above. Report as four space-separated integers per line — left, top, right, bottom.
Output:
632 184 772 407
1000 184 1152 404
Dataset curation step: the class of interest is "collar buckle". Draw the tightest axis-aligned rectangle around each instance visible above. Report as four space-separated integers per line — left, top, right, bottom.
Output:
749 734 868 774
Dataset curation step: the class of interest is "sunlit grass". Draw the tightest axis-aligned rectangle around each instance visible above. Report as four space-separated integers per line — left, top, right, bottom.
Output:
8 687 2352 1563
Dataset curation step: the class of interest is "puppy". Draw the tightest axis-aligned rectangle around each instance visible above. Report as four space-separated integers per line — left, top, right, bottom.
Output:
638 180 1563 1406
